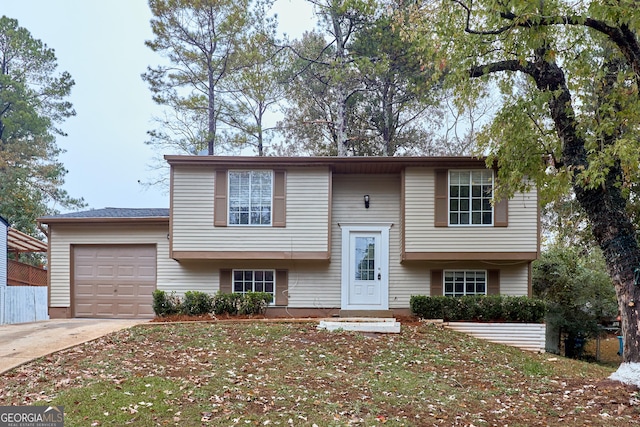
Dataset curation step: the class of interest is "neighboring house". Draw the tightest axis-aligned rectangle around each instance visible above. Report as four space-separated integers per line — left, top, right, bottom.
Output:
38 156 539 319
0 216 7 288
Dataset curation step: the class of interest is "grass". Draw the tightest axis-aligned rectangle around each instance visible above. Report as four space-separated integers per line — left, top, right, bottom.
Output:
0 321 638 426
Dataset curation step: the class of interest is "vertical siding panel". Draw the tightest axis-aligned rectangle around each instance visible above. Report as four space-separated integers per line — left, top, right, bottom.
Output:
214 169 227 227
430 270 443 296
275 270 288 306
487 270 500 295
219 269 232 293
273 171 286 227
434 170 448 227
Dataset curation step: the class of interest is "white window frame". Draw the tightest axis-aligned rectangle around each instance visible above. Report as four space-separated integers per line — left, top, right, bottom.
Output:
228 170 273 226
448 170 494 226
232 269 276 304
443 270 487 297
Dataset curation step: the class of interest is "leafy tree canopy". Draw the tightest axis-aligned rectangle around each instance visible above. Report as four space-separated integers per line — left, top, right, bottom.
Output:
0 16 84 236
411 0 640 371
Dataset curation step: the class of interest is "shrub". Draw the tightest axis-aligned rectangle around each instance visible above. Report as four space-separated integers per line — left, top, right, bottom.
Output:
410 295 546 323
152 290 182 317
212 292 241 315
238 292 273 315
181 291 213 316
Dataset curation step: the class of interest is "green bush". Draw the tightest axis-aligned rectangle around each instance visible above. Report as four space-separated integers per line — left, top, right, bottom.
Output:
410 295 546 323
212 292 241 315
238 292 273 315
152 290 182 317
181 291 213 316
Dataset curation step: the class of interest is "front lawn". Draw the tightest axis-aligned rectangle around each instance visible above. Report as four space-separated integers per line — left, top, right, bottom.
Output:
0 321 638 426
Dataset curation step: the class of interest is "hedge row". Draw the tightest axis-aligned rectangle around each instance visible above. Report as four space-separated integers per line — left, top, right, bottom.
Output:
410 295 547 323
152 290 273 317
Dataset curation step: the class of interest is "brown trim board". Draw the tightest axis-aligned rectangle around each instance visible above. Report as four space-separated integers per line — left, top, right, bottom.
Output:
403 252 538 262
173 251 330 261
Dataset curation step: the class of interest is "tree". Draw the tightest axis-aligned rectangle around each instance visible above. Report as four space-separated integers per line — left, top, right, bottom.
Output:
278 0 375 156
0 16 83 236
533 246 617 358
419 0 640 383
143 0 250 158
278 0 451 157
219 0 286 156
349 0 442 156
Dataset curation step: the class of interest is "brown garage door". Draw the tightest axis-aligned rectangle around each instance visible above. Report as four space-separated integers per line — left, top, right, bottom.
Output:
73 245 156 318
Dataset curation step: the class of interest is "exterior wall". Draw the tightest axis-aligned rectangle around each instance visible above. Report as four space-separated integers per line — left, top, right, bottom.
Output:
0 219 6 286
197 173 531 308
171 166 330 253
404 168 538 254
47 223 207 308
0 219 6 324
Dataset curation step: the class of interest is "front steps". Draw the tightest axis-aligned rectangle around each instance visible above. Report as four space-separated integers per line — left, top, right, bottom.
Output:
317 317 401 333
338 309 395 318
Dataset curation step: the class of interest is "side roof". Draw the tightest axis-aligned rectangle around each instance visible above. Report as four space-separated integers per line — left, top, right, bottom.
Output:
38 208 169 225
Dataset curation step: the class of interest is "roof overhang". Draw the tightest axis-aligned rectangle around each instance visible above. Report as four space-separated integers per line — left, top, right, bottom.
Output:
38 217 169 225
164 155 490 174
8 228 47 253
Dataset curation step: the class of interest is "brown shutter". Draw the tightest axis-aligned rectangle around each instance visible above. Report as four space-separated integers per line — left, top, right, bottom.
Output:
275 269 288 306
487 269 500 295
434 169 448 227
219 269 232 293
430 270 443 296
494 198 508 227
214 169 228 227
273 170 286 228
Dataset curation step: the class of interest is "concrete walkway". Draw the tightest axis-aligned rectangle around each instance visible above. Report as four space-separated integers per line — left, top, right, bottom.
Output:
0 319 147 374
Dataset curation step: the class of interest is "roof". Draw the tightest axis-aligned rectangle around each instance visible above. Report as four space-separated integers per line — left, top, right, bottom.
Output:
164 155 490 174
38 208 170 225
8 228 48 253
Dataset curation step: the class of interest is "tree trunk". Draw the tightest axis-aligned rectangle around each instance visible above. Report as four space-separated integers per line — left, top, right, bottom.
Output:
533 56 640 364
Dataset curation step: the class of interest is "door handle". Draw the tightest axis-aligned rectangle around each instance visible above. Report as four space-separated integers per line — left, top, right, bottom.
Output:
378 273 381 280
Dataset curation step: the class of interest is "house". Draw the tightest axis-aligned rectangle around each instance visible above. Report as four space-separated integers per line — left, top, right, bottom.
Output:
0 216 7 290
38 156 539 319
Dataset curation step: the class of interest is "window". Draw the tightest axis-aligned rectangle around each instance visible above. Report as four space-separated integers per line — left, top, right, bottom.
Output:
443 270 487 297
228 170 272 225
233 269 275 302
449 170 493 226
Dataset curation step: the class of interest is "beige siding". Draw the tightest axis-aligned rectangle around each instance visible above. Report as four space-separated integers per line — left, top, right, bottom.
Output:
404 168 538 253
48 224 212 307
287 174 403 308
171 166 330 252
498 263 530 296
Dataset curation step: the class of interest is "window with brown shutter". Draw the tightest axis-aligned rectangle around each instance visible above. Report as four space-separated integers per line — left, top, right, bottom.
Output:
214 169 286 227
434 169 508 227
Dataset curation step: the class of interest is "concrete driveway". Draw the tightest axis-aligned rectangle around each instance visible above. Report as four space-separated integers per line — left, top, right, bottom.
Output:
0 318 148 374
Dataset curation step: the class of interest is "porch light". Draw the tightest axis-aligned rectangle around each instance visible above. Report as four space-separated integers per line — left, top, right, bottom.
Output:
635 267 640 286
364 195 370 209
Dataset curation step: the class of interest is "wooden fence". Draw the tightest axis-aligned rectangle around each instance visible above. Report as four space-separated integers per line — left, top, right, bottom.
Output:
7 259 47 287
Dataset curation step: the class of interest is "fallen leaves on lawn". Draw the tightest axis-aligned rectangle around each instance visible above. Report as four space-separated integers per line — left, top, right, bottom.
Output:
0 321 638 426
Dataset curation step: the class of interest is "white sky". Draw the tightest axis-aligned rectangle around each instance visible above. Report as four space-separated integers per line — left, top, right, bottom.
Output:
2 0 315 212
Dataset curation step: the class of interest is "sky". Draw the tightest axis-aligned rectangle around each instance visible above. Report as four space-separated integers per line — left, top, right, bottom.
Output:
2 0 315 212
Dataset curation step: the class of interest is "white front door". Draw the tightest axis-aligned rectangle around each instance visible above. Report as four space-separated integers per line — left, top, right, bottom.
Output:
341 224 390 310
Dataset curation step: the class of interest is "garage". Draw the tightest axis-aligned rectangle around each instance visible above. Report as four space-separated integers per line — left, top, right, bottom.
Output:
73 245 157 318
